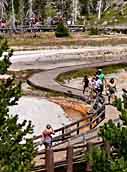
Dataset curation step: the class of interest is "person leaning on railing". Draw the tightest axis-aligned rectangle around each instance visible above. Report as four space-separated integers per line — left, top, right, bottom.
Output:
42 124 55 149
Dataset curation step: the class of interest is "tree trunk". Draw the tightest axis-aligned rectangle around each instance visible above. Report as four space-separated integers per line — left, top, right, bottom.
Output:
1 6 4 19
29 0 33 27
72 0 78 24
11 0 16 31
98 0 102 20
19 0 24 27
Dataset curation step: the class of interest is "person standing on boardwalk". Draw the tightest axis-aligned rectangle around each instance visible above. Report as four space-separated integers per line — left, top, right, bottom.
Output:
98 69 105 82
89 77 96 99
107 78 117 104
42 124 55 149
82 75 89 94
98 69 105 92
95 75 103 95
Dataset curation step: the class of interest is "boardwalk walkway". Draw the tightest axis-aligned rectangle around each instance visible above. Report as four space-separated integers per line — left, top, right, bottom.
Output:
28 59 127 98
8 47 127 171
28 59 123 169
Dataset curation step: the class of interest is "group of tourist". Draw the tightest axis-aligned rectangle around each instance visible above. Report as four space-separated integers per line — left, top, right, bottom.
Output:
41 68 117 149
82 68 117 103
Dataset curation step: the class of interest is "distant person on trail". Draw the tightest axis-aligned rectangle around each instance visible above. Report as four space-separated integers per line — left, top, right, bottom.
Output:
42 124 55 149
90 77 96 89
89 77 96 99
98 69 105 82
82 75 89 94
106 78 117 104
97 69 105 92
95 75 103 95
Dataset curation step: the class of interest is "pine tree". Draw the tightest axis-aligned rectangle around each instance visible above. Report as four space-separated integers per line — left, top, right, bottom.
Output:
55 22 69 37
86 98 127 172
0 37 36 172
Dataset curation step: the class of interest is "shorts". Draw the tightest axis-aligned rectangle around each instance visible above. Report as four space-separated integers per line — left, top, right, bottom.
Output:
43 139 52 147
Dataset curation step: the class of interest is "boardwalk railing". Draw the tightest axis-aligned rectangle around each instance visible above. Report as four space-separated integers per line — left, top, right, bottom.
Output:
1 25 127 33
32 98 106 172
33 141 107 172
33 118 122 172
33 103 105 146
0 25 84 33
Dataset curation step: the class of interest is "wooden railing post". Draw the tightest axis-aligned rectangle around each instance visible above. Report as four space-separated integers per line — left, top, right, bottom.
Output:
89 117 93 129
102 108 105 120
104 140 110 158
66 143 73 172
77 121 80 135
85 142 92 172
62 128 65 140
45 148 54 172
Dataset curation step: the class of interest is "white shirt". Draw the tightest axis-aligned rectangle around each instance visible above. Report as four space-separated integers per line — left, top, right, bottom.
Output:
89 80 96 89
95 79 102 89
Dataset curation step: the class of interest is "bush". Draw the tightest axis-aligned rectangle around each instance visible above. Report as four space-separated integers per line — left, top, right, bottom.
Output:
55 22 69 37
0 38 12 74
89 27 99 35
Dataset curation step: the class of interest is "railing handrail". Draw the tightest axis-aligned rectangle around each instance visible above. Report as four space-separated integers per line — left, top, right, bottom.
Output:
33 104 105 141
33 99 107 171
36 108 105 157
33 140 104 172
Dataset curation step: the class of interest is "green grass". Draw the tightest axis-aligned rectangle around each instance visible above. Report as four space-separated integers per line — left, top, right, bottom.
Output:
56 64 127 84
103 5 127 25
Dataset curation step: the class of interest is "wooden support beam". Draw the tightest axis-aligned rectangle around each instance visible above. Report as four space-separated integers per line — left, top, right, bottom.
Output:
85 142 92 172
62 128 65 140
46 148 54 172
104 141 110 158
66 144 73 172
77 122 80 135
89 117 93 129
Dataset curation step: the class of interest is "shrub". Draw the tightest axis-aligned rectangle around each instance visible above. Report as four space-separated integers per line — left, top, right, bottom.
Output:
0 38 12 74
55 22 69 37
89 27 99 35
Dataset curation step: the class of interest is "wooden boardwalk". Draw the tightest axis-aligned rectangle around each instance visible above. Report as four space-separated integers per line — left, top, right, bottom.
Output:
32 95 119 171
27 59 124 171
28 59 127 99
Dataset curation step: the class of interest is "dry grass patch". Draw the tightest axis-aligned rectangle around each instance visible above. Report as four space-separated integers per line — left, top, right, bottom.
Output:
3 32 127 47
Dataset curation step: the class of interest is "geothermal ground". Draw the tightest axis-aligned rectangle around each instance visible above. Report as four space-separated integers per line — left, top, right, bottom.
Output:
9 47 127 136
